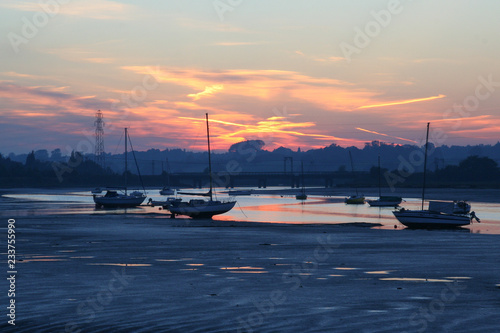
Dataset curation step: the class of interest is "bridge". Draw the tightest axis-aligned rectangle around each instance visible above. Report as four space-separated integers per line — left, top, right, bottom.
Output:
163 171 366 188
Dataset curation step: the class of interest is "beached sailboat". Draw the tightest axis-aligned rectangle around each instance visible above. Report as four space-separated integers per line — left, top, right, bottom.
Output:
367 155 403 207
168 113 236 218
296 161 307 200
345 151 365 204
392 123 480 228
93 128 147 208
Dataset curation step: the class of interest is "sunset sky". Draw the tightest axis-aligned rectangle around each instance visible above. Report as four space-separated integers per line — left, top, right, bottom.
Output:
1 0 500 155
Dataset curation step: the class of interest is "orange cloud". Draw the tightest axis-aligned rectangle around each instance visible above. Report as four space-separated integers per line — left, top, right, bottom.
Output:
122 66 376 111
187 84 224 100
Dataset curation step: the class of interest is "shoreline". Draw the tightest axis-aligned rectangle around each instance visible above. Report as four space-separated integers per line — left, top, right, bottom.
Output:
2 186 500 202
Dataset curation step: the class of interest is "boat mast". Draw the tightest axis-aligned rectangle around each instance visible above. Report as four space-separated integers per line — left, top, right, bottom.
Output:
421 122 430 210
378 155 381 198
205 113 213 201
349 151 358 196
301 161 305 194
124 127 128 195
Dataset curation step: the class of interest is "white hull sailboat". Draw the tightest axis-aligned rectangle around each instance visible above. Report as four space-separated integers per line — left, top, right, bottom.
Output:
168 113 236 219
392 123 479 228
393 209 471 228
93 128 146 208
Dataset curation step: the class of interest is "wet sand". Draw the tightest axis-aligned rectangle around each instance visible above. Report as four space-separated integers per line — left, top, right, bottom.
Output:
2 214 500 332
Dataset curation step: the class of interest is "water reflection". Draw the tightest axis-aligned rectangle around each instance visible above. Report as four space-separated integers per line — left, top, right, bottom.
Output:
19 258 68 263
221 266 264 270
87 263 151 267
2 188 500 234
365 270 393 275
380 277 456 283
221 266 268 274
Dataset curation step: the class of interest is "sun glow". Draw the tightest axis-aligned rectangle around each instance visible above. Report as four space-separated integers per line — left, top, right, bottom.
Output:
178 115 354 149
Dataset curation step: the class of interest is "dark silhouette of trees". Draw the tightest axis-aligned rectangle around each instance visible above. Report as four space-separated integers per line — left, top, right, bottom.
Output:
2 140 500 188
25 151 36 169
434 155 500 183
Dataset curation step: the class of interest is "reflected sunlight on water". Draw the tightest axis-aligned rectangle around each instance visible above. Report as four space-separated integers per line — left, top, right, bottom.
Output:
380 277 457 283
365 271 393 275
87 263 152 267
2 188 500 234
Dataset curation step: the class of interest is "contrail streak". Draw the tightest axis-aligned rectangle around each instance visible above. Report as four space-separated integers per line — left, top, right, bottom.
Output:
359 94 446 109
356 127 418 143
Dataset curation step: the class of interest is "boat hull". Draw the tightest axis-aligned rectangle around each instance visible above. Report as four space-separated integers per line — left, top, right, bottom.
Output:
368 200 400 207
227 190 253 196
393 210 470 228
93 195 146 208
168 200 236 218
368 196 402 207
345 196 365 204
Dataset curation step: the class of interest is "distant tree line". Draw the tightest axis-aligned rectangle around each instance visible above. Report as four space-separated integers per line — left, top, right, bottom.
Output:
1 141 500 188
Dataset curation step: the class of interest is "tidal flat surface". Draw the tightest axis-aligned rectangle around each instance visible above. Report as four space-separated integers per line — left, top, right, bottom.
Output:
1 188 499 332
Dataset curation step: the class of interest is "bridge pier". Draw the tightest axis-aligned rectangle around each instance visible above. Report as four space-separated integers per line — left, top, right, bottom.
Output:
291 175 300 188
324 177 334 188
193 178 203 189
225 176 235 188
258 177 267 188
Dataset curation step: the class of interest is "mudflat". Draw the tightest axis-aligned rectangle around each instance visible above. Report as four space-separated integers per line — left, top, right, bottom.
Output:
3 214 500 332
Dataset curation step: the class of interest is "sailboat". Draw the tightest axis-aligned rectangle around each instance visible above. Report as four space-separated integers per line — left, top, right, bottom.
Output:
159 157 175 195
392 123 480 228
296 161 307 200
168 113 236 218
93 128 147 208
367 155 403 207
345 151 365 204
